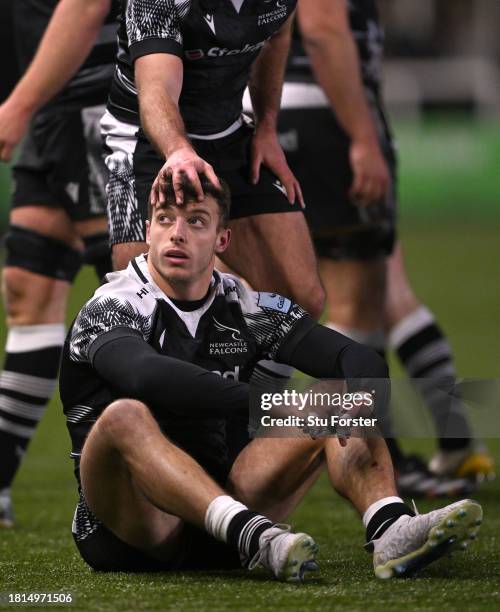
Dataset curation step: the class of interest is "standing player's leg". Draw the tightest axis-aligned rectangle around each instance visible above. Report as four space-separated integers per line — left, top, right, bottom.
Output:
277 106 477 497
0 109 111 528
220 211 325 320
76 105 113 279
76 398 318 581
104 115 325 315
101 111 147 272
0 205 81 528
385 242 494 480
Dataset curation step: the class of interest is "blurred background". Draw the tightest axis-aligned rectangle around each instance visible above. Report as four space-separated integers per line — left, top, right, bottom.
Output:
0 0 499 373
0 2 498 604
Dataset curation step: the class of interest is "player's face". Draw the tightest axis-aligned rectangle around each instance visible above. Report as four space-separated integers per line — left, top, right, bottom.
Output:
146 195 230 295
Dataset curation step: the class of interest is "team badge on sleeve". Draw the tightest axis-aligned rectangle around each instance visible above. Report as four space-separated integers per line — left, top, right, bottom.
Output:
257 293 292 314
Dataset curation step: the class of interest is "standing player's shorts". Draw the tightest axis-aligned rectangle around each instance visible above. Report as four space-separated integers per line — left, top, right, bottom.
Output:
101 111 302 246
12 105 108 221
277 83 398 261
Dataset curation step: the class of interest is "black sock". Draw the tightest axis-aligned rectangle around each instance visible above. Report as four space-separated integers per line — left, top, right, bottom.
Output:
365 502 415 548
227 510 273 566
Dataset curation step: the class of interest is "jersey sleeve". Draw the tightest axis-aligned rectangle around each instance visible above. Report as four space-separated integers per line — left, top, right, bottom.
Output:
241 291 316 361
69 295 153 365
127 0 191 61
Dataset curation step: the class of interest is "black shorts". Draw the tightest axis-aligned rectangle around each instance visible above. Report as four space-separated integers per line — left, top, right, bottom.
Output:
101 111 302 246
277 85 398 260
12 106 108 222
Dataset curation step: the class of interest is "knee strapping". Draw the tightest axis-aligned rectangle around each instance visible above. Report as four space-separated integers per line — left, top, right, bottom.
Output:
4 225 82 282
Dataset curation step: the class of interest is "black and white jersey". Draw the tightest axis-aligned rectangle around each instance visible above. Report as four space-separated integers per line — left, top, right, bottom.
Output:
13 0 119 111
287 0 383 92
60 254 310 471
108 0 297 135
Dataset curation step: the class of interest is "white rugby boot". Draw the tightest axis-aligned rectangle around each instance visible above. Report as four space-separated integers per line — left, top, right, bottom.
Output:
249 525 319 583
371 499 483 579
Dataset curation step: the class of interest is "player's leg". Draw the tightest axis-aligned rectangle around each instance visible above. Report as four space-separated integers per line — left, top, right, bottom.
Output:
220 211 325 320
77 398 317 580
100 110 148 271
279 107 405 466
228 434 482 579
75 105 113 279
385 241 494 480
0 205 81 528
0 108 111 528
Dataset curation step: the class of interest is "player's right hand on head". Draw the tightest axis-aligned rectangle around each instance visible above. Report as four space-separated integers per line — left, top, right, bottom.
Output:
348 139 390 208
150 147 221 206
0 99 31 162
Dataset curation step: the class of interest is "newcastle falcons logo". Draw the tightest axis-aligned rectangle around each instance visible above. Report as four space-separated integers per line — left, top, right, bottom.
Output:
213 317 242 341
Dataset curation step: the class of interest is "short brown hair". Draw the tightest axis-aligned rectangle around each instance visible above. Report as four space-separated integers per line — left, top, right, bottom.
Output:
149 174 231 227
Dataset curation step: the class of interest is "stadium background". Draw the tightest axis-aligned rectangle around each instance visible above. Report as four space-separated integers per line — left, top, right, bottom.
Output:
1 0 499 609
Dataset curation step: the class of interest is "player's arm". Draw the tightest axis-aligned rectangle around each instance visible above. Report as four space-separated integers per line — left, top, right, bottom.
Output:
297 0 390 206
0 0 111 161
134 54 220 205
128 0 219 205
248 13 303 206
90 330 249 418
277 317 388 381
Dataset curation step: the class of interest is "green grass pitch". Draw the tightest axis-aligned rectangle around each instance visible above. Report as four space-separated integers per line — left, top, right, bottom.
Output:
1 220 499 611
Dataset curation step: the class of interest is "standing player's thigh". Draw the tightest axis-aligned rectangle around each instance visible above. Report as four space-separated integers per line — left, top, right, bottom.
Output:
6 126 85 321
226 436 325 523
101 111 149 269
80 408 183 553
222 210 324 317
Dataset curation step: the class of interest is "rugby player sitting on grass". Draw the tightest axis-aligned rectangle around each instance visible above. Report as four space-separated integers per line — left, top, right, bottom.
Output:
59 176 483 581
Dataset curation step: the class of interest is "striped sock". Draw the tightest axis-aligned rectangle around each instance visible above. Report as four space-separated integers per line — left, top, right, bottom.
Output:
389 306 472 450
0 324 65 488
205 495 273 566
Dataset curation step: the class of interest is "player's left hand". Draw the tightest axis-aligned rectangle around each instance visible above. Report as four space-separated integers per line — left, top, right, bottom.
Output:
0 99 31 162
250 125 305 208
349 138 390 207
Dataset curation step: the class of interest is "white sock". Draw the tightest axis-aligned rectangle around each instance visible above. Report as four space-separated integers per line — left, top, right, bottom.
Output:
204 495 248 542
362 496 404 529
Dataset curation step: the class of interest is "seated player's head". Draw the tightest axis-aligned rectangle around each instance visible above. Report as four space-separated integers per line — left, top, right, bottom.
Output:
146 174 231 294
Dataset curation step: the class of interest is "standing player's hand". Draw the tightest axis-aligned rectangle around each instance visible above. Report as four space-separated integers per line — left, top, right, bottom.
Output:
349 138 390 207
251 125 305 208
0 99 32 162
151 146 221 206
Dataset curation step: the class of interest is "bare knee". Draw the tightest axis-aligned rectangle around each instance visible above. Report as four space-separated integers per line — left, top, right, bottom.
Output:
97 399 152 441
295 282 326 320
320 257 386 328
